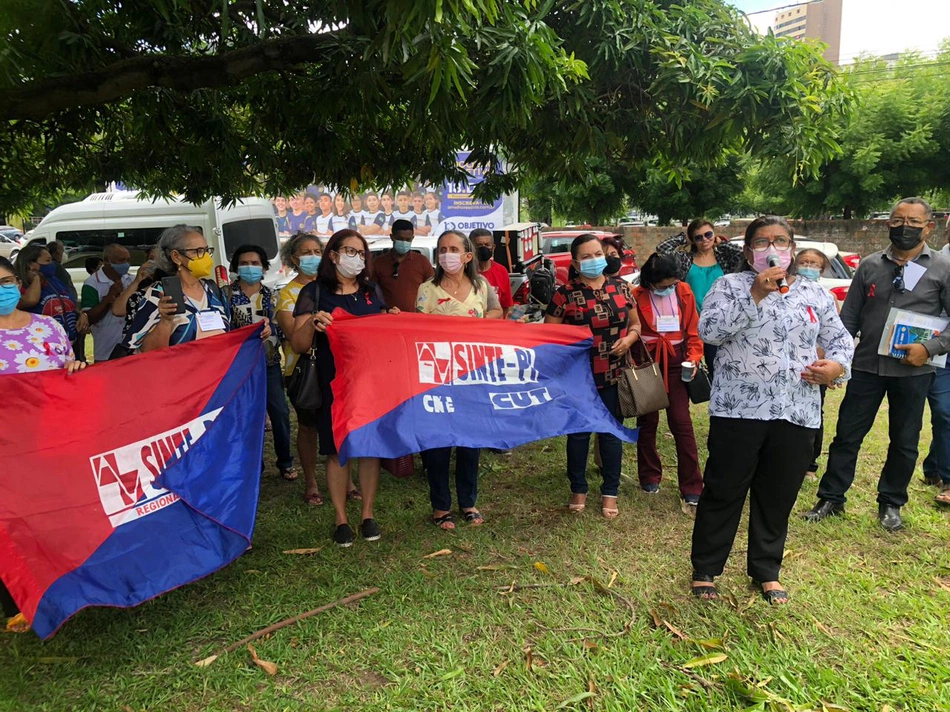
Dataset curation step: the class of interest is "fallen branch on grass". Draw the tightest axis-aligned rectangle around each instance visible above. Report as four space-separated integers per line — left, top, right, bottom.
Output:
194 587 380 667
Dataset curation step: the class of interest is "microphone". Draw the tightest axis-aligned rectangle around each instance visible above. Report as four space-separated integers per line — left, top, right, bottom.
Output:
767 254 789 294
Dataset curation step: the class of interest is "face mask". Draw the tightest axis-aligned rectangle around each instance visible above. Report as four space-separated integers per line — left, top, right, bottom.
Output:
476 246 494 262
798 266 821 282
111 261 131 276
578 256 608 278
439 253 465 275
297 255 321 275
751 248 791 274
184 252 214 279
889 224 924 251
0 283 20 316
336 253 365 278
653 285 676 297
238 265 264 284
604 256 623 274
393 240 412 256
38 263 58 278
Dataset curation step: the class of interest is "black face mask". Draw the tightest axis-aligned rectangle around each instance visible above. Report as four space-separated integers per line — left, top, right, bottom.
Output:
604 256 623 275
476 246 494 262
889 224 924 251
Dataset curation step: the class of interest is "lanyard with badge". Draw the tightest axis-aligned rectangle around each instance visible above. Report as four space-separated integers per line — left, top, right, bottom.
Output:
650 293 680 333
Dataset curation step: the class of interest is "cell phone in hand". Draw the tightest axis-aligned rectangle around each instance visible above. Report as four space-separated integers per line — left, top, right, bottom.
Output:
161 276 187 315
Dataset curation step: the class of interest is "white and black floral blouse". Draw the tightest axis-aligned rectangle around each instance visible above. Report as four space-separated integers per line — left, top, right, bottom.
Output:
698 272 854 429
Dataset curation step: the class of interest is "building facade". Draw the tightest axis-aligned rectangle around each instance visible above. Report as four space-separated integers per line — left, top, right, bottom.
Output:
773 0 843 64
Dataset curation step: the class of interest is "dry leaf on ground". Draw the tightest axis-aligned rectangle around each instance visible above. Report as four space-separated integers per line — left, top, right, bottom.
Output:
247 644 278 676
423 549 452 559
282 547 323 555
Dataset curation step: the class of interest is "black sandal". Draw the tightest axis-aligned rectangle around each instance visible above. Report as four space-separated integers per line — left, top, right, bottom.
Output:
690 572 719 600
753 580 789 605
431 513 456 530
461 509 485 525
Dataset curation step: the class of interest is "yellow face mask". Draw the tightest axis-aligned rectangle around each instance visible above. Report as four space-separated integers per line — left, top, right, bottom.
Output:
184 252 214 279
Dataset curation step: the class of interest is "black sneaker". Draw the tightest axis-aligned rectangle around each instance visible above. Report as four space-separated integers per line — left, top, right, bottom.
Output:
333 523 355 548
360 518 381 542
683 494 700 506
642 483 660 494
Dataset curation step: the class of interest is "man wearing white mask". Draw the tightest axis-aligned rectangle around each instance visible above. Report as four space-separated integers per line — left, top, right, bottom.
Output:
81 243 136 362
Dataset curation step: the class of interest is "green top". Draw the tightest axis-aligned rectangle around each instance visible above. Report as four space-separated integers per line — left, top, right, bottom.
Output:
686 262 724 311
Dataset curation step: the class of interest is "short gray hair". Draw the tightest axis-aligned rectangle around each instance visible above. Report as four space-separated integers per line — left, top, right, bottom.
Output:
280 231 322 269
156 224 204 272
48 240 65 258
891 197 933 221
103 243 126 261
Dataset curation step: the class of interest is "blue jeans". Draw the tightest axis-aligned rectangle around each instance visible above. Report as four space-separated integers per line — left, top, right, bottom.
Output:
566 384 623 497
266 362 294 471
425 447 480 511
923 365 950 485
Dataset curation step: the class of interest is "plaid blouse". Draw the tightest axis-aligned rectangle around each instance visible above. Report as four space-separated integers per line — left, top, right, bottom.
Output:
546 277 634 388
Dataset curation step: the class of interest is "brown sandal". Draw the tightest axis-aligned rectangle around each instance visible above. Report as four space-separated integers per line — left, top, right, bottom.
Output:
303 492 324 506
935 485 950 506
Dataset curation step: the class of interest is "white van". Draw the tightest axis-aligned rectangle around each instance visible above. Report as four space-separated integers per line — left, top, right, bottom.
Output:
28 192 283 292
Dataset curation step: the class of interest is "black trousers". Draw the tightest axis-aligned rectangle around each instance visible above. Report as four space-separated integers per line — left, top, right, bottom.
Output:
0 580 17 618
691 417 814 583
817 370 933 507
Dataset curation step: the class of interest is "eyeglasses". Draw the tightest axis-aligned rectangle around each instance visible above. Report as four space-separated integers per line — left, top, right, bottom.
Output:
893 265 905 294
887 217 929 229
178 247 214 258
337 246 366 259
693 231 715 242
750 237 792 252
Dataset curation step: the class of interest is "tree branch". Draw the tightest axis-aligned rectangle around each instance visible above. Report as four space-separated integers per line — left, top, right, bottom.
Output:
0 31 343 121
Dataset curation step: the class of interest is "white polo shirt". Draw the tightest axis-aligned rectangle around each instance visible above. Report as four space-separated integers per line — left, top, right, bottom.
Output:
81 268 135 362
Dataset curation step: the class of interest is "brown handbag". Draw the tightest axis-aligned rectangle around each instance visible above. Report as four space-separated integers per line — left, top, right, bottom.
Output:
617 344 669 418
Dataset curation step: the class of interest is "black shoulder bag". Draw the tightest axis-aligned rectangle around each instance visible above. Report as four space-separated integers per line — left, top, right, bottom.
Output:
286 282 322 410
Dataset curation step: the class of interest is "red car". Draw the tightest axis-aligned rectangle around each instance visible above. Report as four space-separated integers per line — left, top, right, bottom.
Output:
539 230 638 284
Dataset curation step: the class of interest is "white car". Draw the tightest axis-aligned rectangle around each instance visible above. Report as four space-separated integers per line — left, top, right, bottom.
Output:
0 233 23 260
728 237 853 308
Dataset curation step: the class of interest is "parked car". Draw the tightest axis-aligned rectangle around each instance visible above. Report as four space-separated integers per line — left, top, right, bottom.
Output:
538 230 639 287
0 233 23 260
728 237 852 308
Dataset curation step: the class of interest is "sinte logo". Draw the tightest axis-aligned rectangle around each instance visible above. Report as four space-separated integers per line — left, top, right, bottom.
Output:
90 408 223 528
415 342 539 386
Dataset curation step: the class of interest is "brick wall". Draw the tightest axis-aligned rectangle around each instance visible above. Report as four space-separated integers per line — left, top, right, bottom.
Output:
570 220 950 262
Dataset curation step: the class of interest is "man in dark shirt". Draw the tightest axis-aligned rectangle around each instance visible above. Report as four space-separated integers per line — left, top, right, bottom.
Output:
804 197 950 531
374 219 434 312
48 240 78 301
470 228 513 318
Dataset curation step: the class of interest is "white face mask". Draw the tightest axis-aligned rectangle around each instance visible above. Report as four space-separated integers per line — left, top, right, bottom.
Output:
336 253 365 278
439 253 465 274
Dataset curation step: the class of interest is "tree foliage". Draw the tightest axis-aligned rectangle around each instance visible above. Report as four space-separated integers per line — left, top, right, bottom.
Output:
630 155 745 225
741 43 950 219
0 0 852 214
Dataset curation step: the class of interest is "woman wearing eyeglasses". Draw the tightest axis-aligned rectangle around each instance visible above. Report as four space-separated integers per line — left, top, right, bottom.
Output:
688 216 853 605
657 219 744 379
123 224 246 352
291 229 397 547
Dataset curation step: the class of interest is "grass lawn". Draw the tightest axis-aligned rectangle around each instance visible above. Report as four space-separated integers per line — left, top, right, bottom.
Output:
2 389 949 711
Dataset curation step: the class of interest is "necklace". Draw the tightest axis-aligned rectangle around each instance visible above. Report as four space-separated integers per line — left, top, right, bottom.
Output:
443 277 464 295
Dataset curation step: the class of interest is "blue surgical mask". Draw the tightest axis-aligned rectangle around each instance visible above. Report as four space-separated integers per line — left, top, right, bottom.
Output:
39 263 57 278
393 240 412 255
798 266 821 282
297 255 321 275
238 265 264 284
578 256 608 278
653 285 676 297
0 283 20 315
111 261 131 276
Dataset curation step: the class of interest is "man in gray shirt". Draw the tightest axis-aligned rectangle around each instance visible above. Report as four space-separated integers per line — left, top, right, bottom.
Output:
804 197 950 531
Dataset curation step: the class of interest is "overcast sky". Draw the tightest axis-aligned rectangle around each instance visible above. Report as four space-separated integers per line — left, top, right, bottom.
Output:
729 0 950 63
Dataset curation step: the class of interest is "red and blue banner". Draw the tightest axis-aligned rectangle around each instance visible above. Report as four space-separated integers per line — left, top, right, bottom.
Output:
328 313 637 462
0 326 266 638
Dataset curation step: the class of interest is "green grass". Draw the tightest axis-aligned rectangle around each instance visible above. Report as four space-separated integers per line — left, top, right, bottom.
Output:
2 390 949 711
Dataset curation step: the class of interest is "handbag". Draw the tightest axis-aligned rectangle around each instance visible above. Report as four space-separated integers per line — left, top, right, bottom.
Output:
382 454 415 479
286 283 322 411
617 344 669 418
685 362 711 404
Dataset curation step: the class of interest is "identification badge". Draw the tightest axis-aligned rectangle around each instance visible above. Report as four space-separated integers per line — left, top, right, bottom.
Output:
197 310 226 332
656 315 679 332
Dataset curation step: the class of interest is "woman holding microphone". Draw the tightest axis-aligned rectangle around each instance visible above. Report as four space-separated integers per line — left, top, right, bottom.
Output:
689 217 853 604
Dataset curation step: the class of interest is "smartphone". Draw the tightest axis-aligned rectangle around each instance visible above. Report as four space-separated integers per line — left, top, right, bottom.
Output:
161 276 187 315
